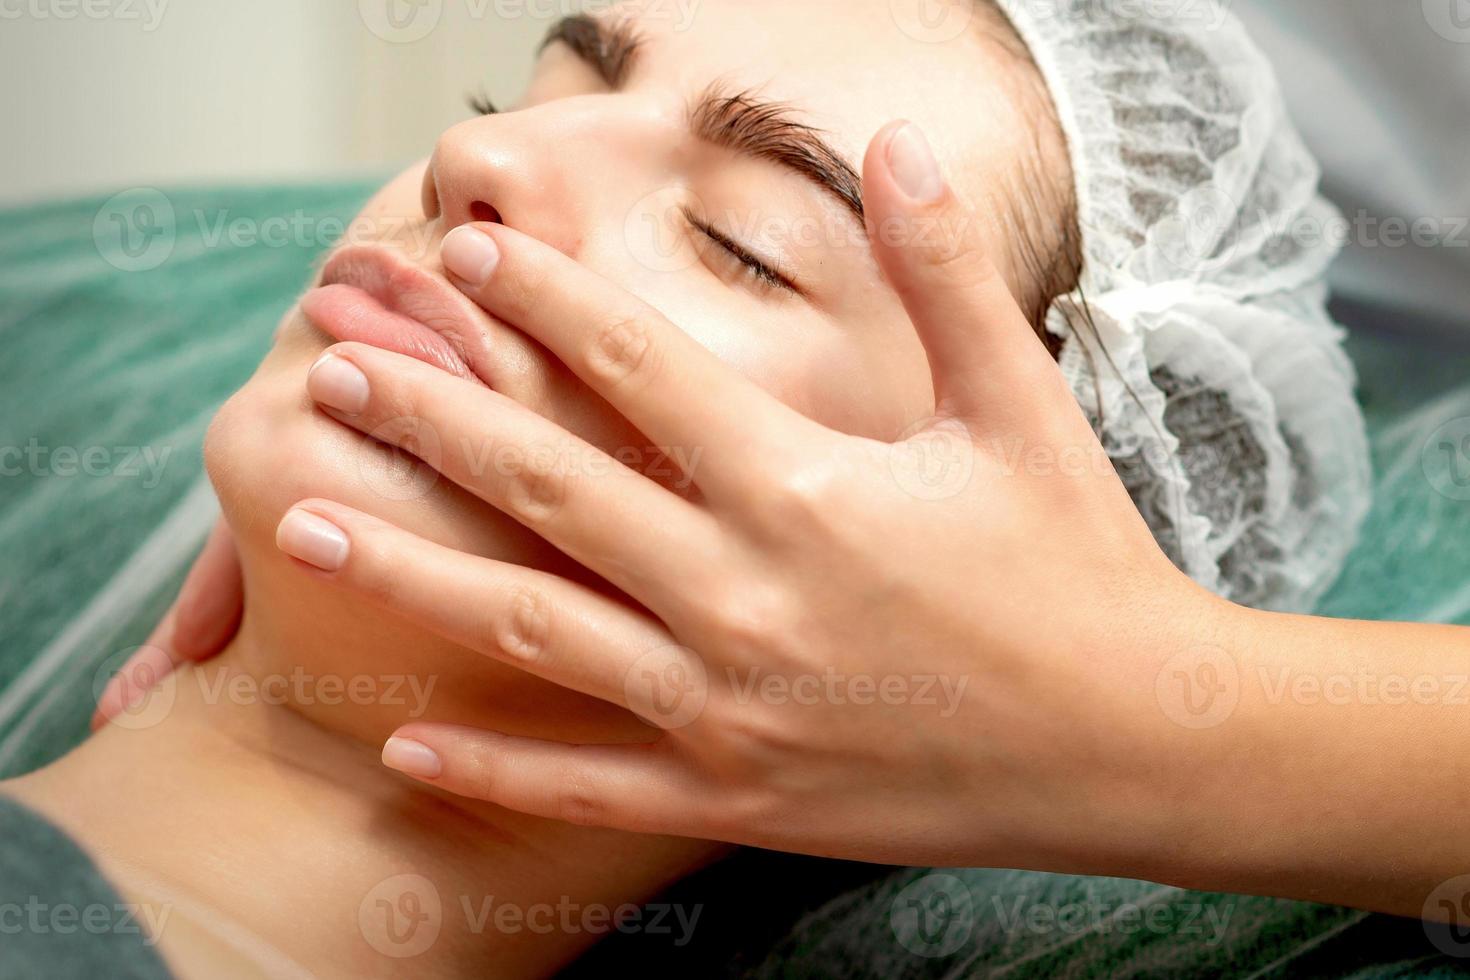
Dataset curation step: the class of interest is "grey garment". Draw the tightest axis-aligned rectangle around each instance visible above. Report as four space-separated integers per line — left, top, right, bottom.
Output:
0 795 173 980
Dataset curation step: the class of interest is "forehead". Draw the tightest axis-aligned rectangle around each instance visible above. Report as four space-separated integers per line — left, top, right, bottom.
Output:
601 0 1030 205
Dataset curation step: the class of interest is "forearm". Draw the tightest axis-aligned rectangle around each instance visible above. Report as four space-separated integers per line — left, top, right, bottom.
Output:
1159 604 1470 918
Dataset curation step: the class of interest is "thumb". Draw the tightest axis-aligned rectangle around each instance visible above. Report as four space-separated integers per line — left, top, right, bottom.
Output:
862 120 1071 432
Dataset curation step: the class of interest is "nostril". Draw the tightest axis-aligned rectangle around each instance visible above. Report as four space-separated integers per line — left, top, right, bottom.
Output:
469 201 503 224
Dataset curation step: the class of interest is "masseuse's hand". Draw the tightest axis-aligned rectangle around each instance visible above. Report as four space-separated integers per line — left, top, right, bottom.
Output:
91 519 243 730
276 120 1222 870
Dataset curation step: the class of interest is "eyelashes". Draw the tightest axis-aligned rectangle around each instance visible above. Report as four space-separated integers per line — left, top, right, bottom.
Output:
683 206 798 295
468 91 499 116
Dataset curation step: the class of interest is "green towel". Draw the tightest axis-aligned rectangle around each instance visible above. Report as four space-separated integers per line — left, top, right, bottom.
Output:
2 187 1468 977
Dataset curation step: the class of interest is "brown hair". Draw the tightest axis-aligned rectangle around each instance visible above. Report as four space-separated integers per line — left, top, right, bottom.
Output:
970 0 1084 355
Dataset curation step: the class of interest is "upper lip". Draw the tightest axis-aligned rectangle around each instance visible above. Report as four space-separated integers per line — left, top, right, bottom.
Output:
317 244 498 387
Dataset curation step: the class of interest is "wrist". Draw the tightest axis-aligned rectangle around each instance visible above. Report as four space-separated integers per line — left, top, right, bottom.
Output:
1082 578 1257 887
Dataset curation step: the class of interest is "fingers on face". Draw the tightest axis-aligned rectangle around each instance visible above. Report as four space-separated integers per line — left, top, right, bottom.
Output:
274 499 691 712
304 343 719 607
439 223 817 499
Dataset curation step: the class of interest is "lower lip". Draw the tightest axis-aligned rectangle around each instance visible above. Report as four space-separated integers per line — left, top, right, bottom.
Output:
299 283 474 380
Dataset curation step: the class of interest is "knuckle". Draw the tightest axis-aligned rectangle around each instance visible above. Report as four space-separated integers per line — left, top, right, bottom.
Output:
343 531 404 604
725 787 779 835
759 460 844 535
505 449 570 525
585 308 658 391
706 584 795 656
450 738 504 798
493 585 554 664
713 702 797 767
554 765 606 827
498 253 551 321
363 376 426 441
913 225 1000 288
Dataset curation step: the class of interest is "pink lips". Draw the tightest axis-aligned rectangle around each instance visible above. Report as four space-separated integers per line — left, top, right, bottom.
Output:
299 246 487 384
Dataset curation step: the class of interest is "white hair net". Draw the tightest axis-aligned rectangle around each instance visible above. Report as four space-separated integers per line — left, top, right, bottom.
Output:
994 0 1372 611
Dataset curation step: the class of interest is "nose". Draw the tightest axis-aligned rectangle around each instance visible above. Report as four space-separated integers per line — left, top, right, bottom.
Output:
422 98 649 259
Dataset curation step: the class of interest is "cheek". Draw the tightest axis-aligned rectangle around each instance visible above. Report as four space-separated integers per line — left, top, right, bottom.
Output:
640 280 936 441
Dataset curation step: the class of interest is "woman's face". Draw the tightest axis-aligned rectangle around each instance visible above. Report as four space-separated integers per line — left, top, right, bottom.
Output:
207 0 1037 723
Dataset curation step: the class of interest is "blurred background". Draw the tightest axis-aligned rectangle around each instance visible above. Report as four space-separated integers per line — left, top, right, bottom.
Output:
0 0 552 204
0 0 1464 325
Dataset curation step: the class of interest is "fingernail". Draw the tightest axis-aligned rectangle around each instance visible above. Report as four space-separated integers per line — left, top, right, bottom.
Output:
887 122 945 204
308 353 370 415
441 226 501 285
382 737 442 778
276 509 350 572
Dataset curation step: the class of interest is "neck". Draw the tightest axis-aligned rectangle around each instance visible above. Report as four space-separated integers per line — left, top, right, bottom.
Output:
6 615 719 978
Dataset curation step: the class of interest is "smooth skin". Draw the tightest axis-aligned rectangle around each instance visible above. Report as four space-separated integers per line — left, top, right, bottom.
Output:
98 123 1470 923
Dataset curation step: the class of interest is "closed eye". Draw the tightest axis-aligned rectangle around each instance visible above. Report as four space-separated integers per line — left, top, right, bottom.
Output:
683 207 799 295
464 94 797 296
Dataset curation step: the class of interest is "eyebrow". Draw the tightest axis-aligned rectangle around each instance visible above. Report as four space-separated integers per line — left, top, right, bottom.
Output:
541 15 866 222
